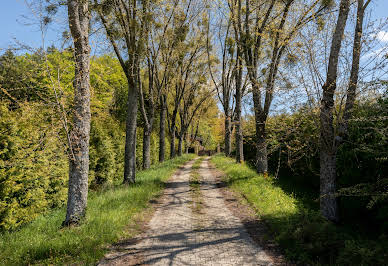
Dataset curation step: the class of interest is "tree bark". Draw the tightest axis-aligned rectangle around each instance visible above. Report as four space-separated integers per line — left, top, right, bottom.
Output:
251 82 268 174
185 132 189 154
235 44 244 163
139 72 154 170
235 101 244 163
319 0 350 222
170 129 176 159
340 0 367 136
178 135 183 156
143 127 151 169
169 106 178 159
64 0 91 226
96 0 149 184
255 122 268 174
159 95 166 162
320 150 338 221
123 77 138 184
224 114 232 157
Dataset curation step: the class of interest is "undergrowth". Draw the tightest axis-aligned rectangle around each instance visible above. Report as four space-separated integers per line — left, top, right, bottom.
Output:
211 155 388 265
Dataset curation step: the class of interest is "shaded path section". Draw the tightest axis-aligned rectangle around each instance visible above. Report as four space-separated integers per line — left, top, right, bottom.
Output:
99 158 274 265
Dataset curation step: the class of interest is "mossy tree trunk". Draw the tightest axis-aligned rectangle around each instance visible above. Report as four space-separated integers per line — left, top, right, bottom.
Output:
235 42 244 163
319 0 350 222
64 0 91 226
159 95 167 162
124 76 138 183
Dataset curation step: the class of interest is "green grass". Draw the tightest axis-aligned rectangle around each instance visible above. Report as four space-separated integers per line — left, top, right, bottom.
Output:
190 157 203 190
189 157 203 229
211 155 388 265
0 154 195 265
191 157 203 170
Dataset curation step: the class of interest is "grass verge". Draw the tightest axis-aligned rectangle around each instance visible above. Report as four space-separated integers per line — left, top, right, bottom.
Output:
189 157 203 219
211 154 388 265
0 154 195 265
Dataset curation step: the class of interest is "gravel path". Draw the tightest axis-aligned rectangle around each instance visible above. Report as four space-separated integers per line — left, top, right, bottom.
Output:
100 157 274 265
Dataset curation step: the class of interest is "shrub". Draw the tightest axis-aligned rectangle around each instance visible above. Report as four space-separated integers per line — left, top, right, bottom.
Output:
89 114 125 188
0 103 68 231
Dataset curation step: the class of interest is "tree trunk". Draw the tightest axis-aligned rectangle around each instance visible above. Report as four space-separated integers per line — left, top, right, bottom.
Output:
123 77 138 184
319 0 350 222
224 114 232 157
178 135 183 156
159 96 166 162
320 150 338 221
256 123 268 174
143 127 151 169
235 45 244 163
185 137 190 154
170 129 176 159
252 83 268 175
64 0 91 226
235 112 244 163
340 0 366 137
185 132 189 154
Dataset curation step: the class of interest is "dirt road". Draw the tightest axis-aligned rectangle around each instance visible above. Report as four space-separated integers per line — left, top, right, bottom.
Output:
99 157 275 265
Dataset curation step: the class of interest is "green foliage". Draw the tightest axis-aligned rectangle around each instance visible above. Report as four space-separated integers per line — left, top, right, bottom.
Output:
0 103 68 231
0 154 195 265
211 155 388 265
0 50 130 231
255 94 388 232
0 48 186 231
0 50 49 103
89 114 125 188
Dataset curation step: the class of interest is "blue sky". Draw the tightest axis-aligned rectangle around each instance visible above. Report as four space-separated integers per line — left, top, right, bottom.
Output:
1 0 388 51
0 0 65 50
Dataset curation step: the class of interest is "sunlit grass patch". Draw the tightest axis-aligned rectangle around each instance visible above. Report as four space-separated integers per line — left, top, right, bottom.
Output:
210 155 298 228
190 157 203 190
0 154 195 265
191 156 203 170
189 157 203 228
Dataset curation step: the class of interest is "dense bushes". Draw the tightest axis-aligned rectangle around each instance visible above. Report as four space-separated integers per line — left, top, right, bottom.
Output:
0 49 181 231
0 102 129 230
0 103 68 230
238 93 388 259
0 50 132 231
0 98 170 230
89 114 125 188
240 94 388 228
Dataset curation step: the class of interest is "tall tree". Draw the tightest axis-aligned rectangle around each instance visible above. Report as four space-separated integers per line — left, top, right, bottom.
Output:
63 0 91 226
168 43 205 158
320 0 371 222
177 79 214 156
145 1 179 162
230 0 324 174
139 61 156 169
339 0 371 140
207 18 235 157
95 0 150 183
234 37 244 163
319 0 350 222
167 14 208 158
159 95 167 161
